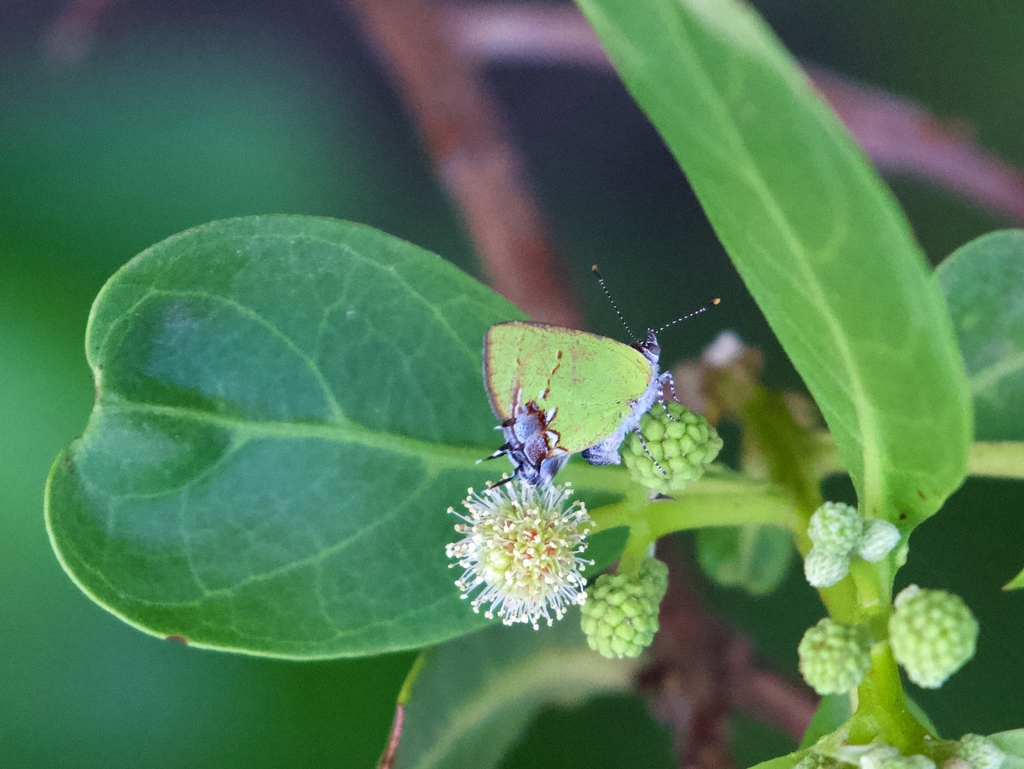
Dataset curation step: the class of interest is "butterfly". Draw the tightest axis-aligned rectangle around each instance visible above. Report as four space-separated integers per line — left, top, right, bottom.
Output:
482 320 670 486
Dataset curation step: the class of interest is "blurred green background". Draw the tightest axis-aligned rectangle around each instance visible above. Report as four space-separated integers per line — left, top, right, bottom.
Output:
2 1 1022 767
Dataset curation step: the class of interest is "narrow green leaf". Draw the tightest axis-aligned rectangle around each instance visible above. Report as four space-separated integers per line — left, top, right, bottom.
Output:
1004 569 1024 591
575 0 972 527
394 621 639 769
904 695 940 738
745 752 806 769
799 695 852 749
697 525 794 596
581 525 631 580
45 215 522 658
937 230 1024 441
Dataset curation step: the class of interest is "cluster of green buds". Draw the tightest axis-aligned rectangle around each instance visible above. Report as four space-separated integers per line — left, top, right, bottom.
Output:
580 557 669 659
794 755 837 769
622 402 723 494
842 744 935 769
797 733 1005 769
797 582 979 694
888 585 979 689
803 502 901 588
797 617 873 694
949 734 1007 769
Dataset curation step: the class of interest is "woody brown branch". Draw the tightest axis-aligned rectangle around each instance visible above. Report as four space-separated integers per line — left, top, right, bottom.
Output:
643 538 817 769
446 3 1024 226
342 0 582 327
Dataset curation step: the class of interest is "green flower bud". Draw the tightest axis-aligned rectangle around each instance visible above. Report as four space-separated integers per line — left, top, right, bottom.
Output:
804 546 850 588
797 618 873 694
857 519 901 562
639 555 670 604
808 502 864 554
581 557 667 659
622 402 722 494
889 585 978 689
880 756 936 769
955 735 1006 769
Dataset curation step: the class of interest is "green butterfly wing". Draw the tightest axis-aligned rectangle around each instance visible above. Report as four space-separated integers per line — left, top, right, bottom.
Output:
483 322 654 454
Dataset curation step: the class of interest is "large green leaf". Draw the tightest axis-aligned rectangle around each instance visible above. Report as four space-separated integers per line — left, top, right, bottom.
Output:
394 620 639 769
937 230 1024 591
46 215 521 658
991 729 1024 769
936 230 1024 441
575 0 972 527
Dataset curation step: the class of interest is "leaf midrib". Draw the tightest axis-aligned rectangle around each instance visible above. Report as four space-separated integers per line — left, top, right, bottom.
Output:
95 394 489 467
970 348 1024 396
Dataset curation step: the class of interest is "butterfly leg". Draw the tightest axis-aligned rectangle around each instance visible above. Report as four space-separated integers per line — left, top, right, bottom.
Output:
490 473 516 488
634 429 668 476
479 443 512 463
659 371 683 421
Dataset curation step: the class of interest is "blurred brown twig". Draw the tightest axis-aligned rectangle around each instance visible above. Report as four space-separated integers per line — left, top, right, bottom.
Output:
445 3 1024 226
44 0 118 66
642 537 817 769
342 0 582 327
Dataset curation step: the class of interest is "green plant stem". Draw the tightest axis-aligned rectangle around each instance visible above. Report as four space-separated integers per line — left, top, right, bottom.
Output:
811 433 1024 481
617 522 654 576
587 478 801 539
397 651 429 705
817 576 860 626
846 558 892 628
378 651 430 769
968 441 1024 478
585 475 798 577
851 642 929 751
565 465 802 576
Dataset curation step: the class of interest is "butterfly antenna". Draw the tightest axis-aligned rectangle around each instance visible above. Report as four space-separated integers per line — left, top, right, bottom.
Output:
591 265 638 342
656 297 721 335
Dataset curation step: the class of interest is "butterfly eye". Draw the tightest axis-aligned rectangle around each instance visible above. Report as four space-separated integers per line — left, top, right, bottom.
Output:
636 331 660 362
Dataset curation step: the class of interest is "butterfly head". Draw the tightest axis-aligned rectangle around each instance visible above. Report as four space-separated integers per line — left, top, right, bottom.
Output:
633 329 661 365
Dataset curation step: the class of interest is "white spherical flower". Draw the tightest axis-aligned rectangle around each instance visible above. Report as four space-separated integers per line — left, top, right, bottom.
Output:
894 583 921 609
446 479 592 629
